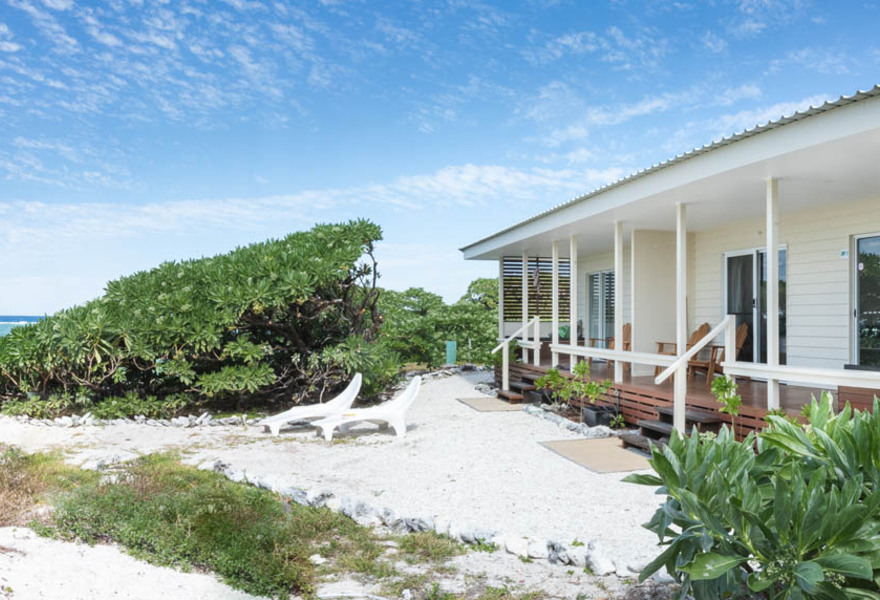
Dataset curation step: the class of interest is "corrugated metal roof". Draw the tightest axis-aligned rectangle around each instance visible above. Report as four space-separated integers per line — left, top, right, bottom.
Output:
460 85 880 253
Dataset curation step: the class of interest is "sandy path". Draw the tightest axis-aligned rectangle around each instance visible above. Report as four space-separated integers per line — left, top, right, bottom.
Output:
0 371 662 575
0 527 260 600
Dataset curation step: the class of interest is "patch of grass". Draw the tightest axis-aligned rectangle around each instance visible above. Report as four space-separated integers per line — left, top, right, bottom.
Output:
398 532 464 563
412 584 545 600
471 540 499 553
0 446 96 527
382 573 431 597
40 453 384 598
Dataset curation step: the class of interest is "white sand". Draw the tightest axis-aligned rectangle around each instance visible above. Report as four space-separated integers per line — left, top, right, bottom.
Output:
0 527 260 600
0 371 665 597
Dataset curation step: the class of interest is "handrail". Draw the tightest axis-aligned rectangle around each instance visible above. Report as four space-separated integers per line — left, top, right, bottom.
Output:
494 315 541 391
492 316 540 353
654 315 735 384
722 361 880 389
548 343 676 367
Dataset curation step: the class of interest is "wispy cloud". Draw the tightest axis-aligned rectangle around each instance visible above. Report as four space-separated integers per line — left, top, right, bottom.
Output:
524 25 669 72
768 47 854 75
0 162 622 248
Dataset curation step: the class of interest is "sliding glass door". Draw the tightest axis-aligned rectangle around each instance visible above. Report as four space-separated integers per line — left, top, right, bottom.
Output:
855 235 880 367
725 249 786 364
588 271 614 344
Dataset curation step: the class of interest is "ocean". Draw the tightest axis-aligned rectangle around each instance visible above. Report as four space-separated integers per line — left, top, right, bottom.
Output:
0 316 41 336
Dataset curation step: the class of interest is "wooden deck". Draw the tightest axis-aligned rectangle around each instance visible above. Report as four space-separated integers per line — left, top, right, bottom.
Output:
498 357 837 439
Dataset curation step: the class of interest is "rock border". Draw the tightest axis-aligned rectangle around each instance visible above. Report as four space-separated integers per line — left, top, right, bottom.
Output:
194 457 629 575
1 365 495 430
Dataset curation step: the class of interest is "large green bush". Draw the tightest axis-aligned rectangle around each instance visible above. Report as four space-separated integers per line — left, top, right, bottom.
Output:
626 393 880 600
0 220 397 412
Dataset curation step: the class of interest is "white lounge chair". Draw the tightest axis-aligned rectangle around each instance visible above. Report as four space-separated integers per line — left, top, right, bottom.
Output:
261 373 362 436
313 376 421 442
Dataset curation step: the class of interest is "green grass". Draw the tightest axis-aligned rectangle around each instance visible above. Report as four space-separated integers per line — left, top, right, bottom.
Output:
1 447 546 600
398 532 465 563
0 446 97 527
37 453 386 598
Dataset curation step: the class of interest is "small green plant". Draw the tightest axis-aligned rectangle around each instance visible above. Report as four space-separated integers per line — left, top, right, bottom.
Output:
398 532 464 562
472 539 499 553
535 362 610 410
711 375 741 434
609 413 626 429
570 538 585 547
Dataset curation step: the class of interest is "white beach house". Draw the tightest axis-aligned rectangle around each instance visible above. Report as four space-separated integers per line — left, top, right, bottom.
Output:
461 86 880 436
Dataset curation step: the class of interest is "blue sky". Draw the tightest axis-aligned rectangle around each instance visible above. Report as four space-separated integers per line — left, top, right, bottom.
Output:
0 0 878 314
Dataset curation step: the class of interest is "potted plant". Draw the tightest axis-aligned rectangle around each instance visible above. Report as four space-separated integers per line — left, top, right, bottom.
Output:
535 361 614 425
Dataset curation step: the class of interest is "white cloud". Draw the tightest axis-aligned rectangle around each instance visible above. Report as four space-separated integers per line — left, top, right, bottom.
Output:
713 83 762 106
708 93 832 138
769 47 853 75
701 30 727 53
0 163 622 246
524 26 668 72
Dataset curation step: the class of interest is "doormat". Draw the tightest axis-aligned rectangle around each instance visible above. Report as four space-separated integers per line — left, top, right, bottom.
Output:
456 397 525 412
540 437 650 473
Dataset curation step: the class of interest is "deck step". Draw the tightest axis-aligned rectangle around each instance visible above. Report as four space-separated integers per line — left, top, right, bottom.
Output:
653 405 723 424
497 390 525 403
620 432 667 451
510 381 537 392
637 419 695 438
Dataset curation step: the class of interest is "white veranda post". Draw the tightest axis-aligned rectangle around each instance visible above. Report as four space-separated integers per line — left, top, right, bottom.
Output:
551 240 560 367
569 235 578 369
521 250 529 364
766 178 780 410
674 203 688 433
613 221 624 383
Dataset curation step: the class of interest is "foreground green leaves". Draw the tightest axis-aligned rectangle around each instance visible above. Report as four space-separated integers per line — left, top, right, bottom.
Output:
624 392 880 600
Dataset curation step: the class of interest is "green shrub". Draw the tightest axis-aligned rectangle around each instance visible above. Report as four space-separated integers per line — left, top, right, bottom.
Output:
625 392 880 600
0 220 393 412
43 454 386 598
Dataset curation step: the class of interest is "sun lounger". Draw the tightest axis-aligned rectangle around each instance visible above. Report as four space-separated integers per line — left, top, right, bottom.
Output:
261 373 362 436
313 376 421 442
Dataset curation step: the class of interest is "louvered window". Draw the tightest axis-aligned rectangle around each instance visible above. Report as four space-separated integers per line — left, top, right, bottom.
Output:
502 257 570 321
588 271 615 343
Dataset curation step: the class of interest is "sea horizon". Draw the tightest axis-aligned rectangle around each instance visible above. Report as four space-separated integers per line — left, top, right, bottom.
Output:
0 315 41 336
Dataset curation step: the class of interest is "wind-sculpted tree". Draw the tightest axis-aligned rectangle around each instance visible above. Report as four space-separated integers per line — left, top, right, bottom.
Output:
0 220 395 412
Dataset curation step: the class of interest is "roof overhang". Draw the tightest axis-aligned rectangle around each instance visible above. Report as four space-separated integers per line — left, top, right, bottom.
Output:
462 87 880 260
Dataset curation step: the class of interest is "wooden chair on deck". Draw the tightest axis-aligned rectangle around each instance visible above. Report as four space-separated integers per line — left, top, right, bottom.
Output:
590 323 631 375
688 322 749 384
653 323 710 377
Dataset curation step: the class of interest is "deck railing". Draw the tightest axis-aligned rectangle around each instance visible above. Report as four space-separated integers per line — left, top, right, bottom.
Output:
654 315 735 384
492 316 540 391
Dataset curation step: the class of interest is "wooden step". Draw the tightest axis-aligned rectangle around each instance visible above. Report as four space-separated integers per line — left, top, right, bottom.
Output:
510 381 536 393
637 419 695 439
620 432 667 451
653 405 723 424
497 390 525 403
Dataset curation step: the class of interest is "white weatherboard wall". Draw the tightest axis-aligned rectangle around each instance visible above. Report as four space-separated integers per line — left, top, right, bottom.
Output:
631 231 677 375
693 196 880 370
